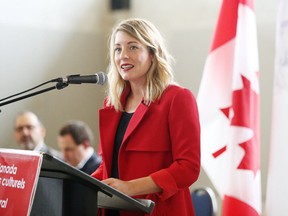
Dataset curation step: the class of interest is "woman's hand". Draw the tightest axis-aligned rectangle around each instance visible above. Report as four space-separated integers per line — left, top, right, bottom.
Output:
102 178 134 196
102 176 162 197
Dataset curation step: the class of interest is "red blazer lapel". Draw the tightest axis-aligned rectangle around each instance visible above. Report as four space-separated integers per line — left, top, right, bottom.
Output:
122 102 149 145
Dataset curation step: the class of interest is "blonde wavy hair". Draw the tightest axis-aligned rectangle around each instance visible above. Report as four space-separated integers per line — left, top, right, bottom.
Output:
106 18 176 111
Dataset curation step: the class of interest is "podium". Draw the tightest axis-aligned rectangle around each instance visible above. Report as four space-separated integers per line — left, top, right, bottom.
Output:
30 153 155 216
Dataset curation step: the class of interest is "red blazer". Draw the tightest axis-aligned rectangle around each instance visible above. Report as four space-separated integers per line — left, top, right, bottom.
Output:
92 84 200 216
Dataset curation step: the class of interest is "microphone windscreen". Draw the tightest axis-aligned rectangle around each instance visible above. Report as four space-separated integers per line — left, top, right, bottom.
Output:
97 72 108 85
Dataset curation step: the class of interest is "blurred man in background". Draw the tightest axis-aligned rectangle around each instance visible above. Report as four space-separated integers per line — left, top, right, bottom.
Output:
14 110 62 158
58 120 101 175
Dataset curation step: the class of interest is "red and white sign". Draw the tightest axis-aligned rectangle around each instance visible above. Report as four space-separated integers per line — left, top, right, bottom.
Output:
0 149 42 216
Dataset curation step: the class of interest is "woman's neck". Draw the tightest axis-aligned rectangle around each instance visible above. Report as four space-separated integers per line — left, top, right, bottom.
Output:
125 83 145 113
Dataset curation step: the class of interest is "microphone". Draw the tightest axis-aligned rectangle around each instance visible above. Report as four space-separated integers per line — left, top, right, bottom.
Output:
52 72 107 85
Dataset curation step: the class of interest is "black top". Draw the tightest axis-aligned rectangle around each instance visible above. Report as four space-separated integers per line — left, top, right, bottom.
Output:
107 112 133 216
111 112 134 178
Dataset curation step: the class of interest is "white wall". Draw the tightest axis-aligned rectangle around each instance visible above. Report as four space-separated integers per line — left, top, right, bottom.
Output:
0 0 276 214
0 0 111 149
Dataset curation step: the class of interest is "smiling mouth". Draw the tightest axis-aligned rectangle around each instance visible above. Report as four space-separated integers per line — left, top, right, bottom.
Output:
121 65 134 70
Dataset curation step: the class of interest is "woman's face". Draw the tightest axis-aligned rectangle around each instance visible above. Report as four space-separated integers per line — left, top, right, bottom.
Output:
114 31 154 85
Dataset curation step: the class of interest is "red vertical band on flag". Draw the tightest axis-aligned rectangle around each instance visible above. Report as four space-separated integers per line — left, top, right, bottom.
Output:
223 195 259 216
211 0 254 52
210 0 238 52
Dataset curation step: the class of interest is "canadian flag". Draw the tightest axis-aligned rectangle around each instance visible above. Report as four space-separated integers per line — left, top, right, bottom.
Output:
197 0 261 215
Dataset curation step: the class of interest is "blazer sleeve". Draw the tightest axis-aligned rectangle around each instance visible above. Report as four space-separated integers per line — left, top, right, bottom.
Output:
91 141 104 180
91 162 104 180
150 88 201 200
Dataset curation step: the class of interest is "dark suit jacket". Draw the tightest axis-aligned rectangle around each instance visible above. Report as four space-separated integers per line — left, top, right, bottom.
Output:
80 152 102 175
92 84 200 216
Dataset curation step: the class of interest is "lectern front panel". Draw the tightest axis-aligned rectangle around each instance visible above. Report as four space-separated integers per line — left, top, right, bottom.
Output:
30 177 98 216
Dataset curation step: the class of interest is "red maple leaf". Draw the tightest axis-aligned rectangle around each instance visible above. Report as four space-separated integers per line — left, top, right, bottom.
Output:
214 75 260 175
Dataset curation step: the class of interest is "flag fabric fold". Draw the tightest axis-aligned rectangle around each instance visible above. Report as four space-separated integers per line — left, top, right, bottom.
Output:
265 1 288 215
197 0 261 215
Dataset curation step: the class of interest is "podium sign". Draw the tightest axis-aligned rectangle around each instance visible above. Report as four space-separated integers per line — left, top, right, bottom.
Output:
0 149 42 216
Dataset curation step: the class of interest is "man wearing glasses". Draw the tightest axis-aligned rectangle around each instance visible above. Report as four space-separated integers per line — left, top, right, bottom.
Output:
14 110 62 159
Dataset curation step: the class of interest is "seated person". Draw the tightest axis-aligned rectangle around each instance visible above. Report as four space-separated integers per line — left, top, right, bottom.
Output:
14 110 62 158
58 120 101 175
